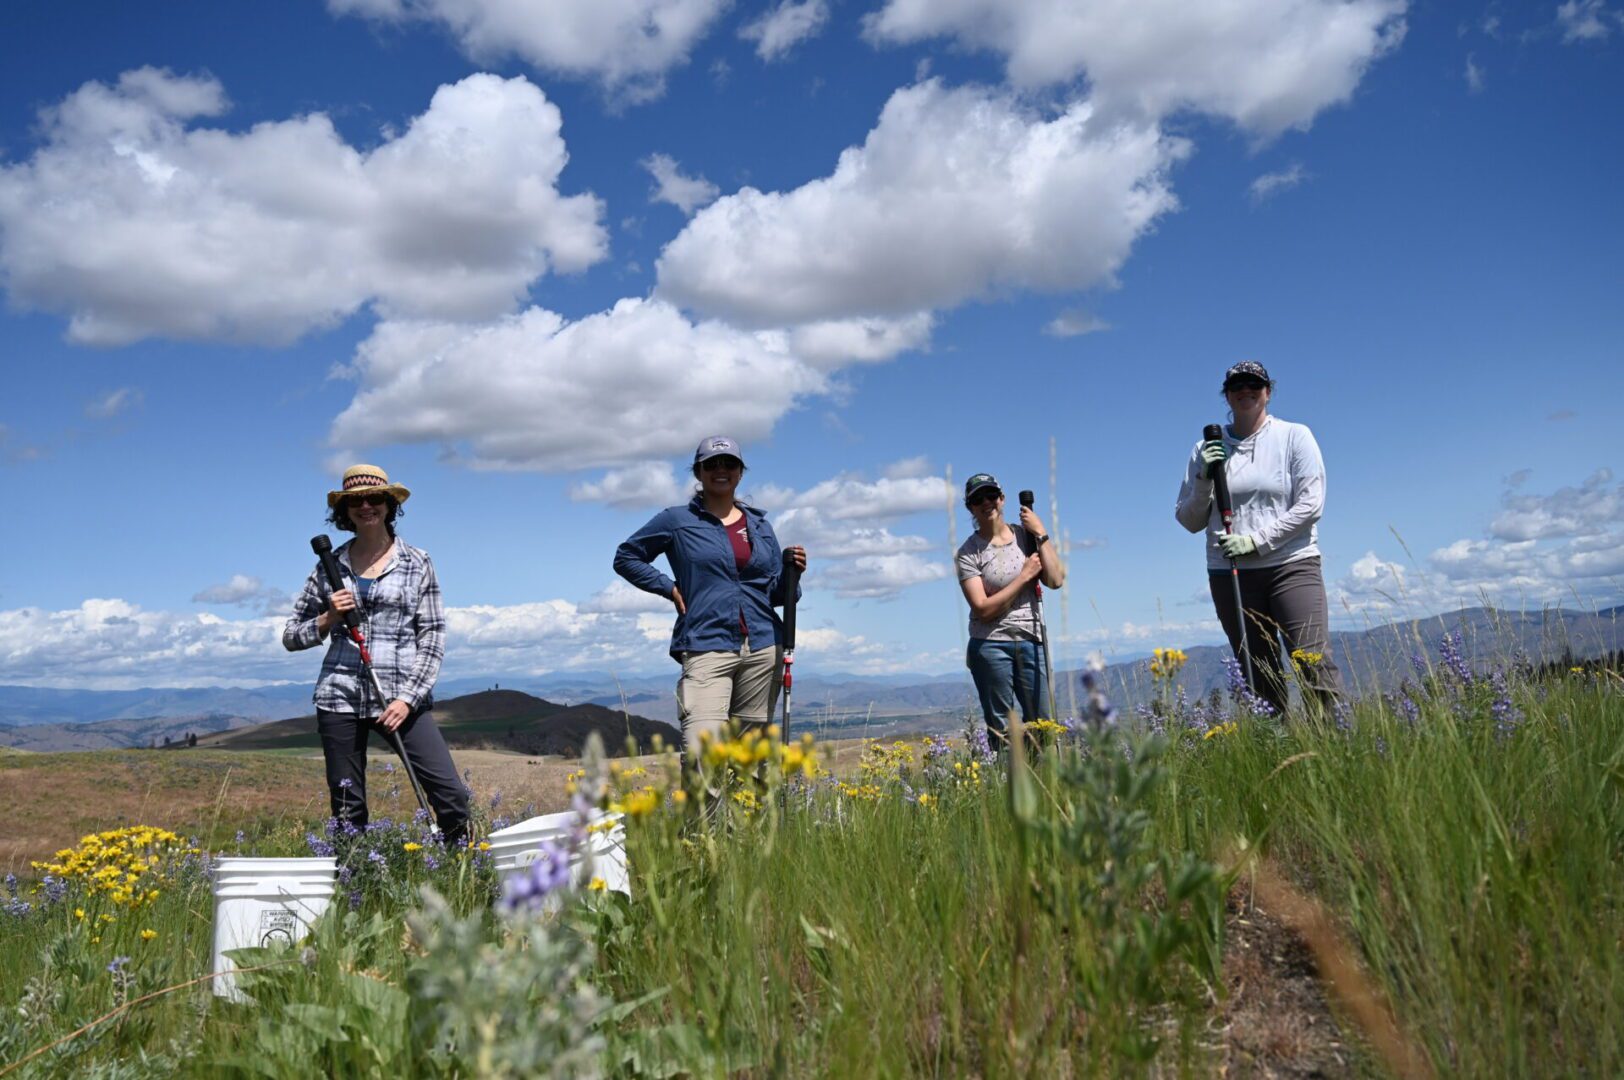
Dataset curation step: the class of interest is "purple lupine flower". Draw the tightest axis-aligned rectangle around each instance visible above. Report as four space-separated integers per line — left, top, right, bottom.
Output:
367 850 387 867
501 841 574 913
423 853 439 871
1239 689 1276 717
1332 699 1353 734
3 897 30 919
4 874 17 898
305 833 336 858
492 816 512 831
1397 694 1420 725
967 723 997 764
338 866 353 884
1134 702 1165 737
489 790 503 811
382 761 396 774
1375 736 1389 758
324 816 342 839
1439 632 1472 685
234 830 246 846
349 891 363 910
1410 653 1429 682
42 875 68 904
338 778 354 790
106 956 131 974
1490 669 1522 739
413 808 431 825
1222 656 1247 695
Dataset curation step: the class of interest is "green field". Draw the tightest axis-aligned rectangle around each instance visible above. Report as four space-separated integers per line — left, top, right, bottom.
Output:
1 656 1619 1077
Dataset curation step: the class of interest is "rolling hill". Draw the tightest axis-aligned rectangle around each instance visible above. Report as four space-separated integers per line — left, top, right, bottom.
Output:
188 689 678 757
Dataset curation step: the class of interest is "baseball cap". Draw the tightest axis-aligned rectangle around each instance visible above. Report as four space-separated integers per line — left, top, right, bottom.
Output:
694 435 745 466
1223 360 1272 389
964 473 1001 501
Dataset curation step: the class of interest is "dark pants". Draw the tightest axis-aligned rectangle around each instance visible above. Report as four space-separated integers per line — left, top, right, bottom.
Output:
1209 556 1343 717
966 636 1051 741
316 708 470 846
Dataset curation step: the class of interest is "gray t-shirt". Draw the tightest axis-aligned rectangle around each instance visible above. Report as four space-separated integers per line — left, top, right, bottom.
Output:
956 524 1042 642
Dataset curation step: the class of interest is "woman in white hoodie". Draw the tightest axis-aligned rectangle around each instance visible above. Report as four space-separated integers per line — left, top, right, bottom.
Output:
1176 362 1342 716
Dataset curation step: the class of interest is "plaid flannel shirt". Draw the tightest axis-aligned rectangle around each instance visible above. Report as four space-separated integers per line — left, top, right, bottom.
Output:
282 538 445 715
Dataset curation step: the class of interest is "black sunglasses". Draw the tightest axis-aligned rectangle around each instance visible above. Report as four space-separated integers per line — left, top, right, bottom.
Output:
966 489 1001 508
701 457 742 471
344 493 390 507
1225 378 1268 392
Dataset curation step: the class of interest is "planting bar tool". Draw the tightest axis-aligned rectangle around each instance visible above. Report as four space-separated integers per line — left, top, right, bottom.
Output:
1018 490 1058 720
310 534 438 833
779 548 802 742
1204 424 1256 693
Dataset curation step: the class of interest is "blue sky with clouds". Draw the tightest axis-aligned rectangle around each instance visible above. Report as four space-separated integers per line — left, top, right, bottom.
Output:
2 0 1620 689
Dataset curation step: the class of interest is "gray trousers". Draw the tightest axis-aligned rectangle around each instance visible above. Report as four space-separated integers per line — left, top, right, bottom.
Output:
1209 556 1343 716
316 708 470 845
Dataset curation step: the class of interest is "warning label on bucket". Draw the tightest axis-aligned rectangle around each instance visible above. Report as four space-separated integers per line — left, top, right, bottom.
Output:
258 909 298 948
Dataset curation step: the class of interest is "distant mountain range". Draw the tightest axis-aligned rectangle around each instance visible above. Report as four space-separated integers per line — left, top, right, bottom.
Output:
185 689 677 758
3 606 1617 751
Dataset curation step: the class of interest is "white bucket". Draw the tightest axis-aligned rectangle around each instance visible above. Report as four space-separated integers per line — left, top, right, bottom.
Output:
211 857 337 1002
488 810 630 899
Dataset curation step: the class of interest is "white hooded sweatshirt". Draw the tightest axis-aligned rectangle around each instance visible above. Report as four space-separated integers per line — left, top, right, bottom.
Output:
1176 415 1325 571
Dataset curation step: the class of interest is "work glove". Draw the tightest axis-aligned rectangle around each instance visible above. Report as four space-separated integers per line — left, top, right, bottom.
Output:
1199 440 1229 479
1219 534 1257 559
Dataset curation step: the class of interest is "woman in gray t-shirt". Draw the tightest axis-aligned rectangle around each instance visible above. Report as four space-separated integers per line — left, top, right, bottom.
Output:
954 473 1065 742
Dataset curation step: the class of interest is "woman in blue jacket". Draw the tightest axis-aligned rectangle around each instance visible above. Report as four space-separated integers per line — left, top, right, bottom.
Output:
614 436 807 753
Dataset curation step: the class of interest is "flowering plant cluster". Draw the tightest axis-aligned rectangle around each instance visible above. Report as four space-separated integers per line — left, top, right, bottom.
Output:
29 826 193 911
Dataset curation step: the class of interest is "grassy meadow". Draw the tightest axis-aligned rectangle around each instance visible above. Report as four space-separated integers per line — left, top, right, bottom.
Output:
0 646 1619 1077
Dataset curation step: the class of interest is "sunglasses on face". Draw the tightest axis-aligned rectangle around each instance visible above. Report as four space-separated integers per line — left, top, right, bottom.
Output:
701 457 742 472
345 493 390 508
1225 379 1268 392
967 489 1001 508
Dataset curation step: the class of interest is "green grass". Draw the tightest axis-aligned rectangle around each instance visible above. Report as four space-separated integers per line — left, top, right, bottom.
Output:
1 665 1619 1077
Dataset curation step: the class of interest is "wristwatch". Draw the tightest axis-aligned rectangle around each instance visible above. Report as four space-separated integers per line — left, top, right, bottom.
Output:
1032 533 1050 547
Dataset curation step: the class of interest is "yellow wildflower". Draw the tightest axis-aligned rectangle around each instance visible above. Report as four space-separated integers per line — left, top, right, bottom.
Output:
1203 721 1239 741
588 877 607 892
402 842 423 852
1150 648 1188 680
140 929 157 942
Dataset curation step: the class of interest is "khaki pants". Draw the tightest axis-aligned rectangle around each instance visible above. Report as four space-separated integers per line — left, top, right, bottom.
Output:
676 639 783 754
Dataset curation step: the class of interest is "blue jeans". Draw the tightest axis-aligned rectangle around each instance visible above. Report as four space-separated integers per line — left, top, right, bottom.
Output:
966 637 1050 739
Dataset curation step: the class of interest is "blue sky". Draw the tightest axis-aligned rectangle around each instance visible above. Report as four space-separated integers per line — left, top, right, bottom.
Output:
1 0 1620 689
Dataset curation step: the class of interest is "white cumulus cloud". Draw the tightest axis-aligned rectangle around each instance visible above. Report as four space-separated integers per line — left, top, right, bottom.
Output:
330 298 826 471
0 69 606 345
192 574 292 614
740 0 830 61
642 152 720 215
328 0 729 102
863 0 1408 136
656 79 1185 326
570 461 690 508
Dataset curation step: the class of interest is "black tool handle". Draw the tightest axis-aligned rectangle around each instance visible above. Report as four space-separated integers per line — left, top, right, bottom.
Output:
781 550 801 651
310 535 359 630
1202 424 1234 517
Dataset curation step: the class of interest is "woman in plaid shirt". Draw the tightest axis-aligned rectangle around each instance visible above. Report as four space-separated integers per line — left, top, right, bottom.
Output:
283 465 469 846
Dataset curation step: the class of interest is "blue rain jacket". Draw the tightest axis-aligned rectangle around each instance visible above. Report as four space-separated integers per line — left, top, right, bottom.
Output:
613 497 799 661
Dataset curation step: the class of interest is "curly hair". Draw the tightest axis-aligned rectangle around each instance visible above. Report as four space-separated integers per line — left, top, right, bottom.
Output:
326 496 403 537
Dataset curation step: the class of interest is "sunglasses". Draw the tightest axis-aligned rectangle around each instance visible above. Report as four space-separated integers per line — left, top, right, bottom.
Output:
966 489 1001 508
344 493 390 507
1225 379 1268 392
701 457 742 471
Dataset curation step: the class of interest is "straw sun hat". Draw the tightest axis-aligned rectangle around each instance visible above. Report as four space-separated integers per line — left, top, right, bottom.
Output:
326 464 412 508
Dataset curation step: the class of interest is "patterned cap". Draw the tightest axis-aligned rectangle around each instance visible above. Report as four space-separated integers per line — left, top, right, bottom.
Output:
964 473 1001 500
1223 360 1272 388
693 435 745 466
